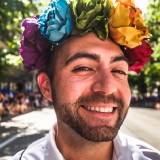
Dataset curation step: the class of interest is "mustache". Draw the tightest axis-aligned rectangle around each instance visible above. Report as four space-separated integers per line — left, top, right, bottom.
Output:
77 94 123 107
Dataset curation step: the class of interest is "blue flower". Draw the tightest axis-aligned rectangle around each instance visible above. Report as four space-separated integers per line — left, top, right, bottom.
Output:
37 0 73 44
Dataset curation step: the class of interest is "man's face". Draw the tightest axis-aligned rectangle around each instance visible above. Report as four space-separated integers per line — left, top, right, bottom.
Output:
51 33 131 142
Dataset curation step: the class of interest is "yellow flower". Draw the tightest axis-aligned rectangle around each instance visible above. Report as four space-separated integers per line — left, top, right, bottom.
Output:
109 0 151 48
116 0 135 7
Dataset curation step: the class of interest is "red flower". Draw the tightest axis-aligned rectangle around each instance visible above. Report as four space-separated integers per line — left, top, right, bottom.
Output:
124 40 153 74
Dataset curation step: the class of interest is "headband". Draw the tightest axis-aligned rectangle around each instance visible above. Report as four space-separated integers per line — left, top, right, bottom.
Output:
20 0 153 74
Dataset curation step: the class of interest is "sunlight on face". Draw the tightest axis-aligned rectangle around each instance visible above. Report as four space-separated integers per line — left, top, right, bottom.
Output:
51 33 131 142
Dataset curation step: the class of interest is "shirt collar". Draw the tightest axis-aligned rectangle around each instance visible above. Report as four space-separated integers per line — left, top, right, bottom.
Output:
45 124 64 160
44 124 146 160
113 132 146 160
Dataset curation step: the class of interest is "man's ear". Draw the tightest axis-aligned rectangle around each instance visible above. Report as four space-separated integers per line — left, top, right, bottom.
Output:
37 72 52 102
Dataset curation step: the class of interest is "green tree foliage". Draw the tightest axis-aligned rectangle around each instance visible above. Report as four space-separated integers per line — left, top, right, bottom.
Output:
143 0 160 93
0 0 38 81
145 0 160 45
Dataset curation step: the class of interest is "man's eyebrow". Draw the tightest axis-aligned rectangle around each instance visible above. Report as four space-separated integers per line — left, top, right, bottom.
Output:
64 52 100 66
111 56 129 66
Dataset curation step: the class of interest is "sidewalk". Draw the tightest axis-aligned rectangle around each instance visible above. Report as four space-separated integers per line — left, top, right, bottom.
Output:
0 106 56 160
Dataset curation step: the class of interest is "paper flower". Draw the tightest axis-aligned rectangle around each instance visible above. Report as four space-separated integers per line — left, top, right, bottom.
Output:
20 16 52 72
70 0 113 39
37 0 73 44
124 40 153 74
109 0 151 48
20 0 153 74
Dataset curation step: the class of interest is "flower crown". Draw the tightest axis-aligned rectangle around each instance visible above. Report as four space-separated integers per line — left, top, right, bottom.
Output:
20 0 153 74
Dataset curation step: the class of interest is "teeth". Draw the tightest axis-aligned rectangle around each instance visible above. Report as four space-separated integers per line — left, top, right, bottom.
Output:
86 106 113 113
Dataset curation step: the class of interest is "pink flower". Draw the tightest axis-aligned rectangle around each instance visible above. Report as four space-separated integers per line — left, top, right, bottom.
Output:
20 16 52 72
124 40 153 74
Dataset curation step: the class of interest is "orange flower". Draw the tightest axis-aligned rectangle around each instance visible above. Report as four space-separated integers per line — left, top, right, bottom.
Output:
116 0 135 7
109 0 151 48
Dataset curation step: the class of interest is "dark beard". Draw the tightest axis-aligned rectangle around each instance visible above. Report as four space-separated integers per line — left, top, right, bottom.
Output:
53 93 129 142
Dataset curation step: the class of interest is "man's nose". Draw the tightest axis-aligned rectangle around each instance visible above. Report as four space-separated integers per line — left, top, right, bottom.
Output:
91 69 117 95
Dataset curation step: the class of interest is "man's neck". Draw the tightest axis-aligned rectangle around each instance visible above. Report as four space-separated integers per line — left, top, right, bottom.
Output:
55 122 114 160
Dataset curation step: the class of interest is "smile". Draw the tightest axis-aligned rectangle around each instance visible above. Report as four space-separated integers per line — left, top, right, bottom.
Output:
86 106 114 113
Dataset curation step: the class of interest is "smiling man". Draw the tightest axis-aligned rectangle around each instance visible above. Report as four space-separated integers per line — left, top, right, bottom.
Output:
12 0 160 160
45 34 131 143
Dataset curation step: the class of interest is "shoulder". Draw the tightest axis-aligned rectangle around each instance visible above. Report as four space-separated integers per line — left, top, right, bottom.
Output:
11 123 63 160
118 132 160 159
130 136 160 159
11 135 48 160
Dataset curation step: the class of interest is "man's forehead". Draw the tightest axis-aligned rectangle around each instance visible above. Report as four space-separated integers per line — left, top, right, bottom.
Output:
57 33 123 58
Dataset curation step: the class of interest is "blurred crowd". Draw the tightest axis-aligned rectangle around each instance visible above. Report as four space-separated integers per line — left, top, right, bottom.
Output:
0 91 50 121
131 96 160 109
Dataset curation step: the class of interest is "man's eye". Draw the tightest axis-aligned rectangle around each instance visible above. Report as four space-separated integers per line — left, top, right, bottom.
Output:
72 66 93 73
111 70 127 76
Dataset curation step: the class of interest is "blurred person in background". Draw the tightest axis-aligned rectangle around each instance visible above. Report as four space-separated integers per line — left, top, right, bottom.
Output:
12 0 160 159
0 92 5 121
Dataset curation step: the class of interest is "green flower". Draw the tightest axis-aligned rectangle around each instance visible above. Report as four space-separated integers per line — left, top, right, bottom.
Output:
70 0 113 39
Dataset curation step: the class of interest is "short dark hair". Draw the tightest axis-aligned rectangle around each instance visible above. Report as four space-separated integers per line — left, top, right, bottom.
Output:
45 45 59 82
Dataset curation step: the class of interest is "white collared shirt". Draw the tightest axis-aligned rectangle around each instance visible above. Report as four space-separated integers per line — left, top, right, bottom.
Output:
12 124 160 160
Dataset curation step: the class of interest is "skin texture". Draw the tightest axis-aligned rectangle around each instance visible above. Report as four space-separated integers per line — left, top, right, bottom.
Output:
38 33 131 160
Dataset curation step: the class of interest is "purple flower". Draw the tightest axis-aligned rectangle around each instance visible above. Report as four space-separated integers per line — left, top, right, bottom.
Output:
20 16 52 72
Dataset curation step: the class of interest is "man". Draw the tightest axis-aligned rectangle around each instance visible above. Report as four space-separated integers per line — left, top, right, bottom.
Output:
12 0 160 159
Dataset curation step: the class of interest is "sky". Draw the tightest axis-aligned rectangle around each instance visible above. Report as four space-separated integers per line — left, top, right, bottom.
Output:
135 0 149 13
111 0 149 13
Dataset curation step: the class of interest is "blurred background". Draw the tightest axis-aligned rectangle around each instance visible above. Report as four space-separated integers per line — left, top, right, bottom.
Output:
0 0 160 159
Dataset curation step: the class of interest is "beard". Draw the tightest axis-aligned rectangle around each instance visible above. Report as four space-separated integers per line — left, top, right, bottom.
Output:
53 92 129 142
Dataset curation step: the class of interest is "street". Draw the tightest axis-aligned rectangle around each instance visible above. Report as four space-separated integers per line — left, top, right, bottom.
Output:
121 107 160 150
0 106 160 160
